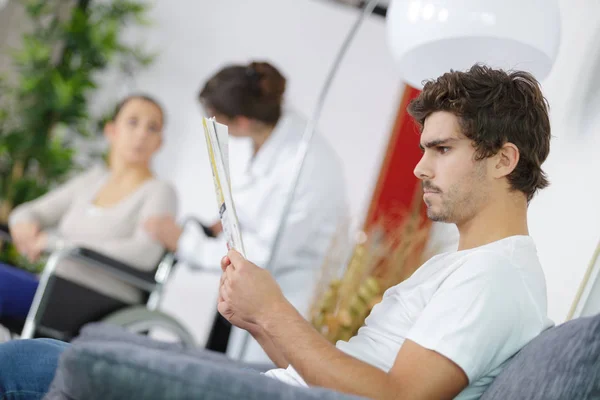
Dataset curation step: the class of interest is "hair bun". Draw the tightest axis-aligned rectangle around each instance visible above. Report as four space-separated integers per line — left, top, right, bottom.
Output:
249 61 286 100
199 61 286 124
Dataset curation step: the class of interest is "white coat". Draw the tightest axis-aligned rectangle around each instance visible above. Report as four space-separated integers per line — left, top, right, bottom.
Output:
176 109 349 363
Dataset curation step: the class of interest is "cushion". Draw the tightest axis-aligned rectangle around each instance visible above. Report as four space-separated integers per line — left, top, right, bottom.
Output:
481 313 600 400
44 323 366 400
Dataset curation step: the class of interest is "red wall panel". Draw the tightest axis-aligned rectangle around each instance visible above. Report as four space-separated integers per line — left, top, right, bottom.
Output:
364 85 423 231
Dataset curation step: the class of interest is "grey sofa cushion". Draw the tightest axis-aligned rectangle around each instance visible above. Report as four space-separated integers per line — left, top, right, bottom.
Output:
44 323 366 400
481 313 600 400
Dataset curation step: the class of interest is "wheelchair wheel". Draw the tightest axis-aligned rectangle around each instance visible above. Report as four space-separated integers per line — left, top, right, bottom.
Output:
101 306 196 348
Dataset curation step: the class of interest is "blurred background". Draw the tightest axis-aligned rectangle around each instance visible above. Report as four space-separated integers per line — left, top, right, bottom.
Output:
1 0 599 349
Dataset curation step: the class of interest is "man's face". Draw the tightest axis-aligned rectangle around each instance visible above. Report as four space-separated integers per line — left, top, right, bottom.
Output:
413 111 491 224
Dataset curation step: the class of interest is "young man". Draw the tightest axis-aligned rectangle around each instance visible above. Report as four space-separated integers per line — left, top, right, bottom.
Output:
0 65 553 400
216 64 554 399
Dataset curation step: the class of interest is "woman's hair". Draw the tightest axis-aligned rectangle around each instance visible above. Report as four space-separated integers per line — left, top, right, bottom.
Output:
199 61 286 125
113 94 166 125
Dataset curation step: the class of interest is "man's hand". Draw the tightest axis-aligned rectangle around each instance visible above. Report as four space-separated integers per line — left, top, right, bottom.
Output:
144 215 182 252
218 250 291 330
215 261 468 400
10 222 40 256
217 251 291 368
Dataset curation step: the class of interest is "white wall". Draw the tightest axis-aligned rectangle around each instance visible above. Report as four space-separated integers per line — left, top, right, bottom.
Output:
527 0 600 323
96 0 402 221
91 0 403 343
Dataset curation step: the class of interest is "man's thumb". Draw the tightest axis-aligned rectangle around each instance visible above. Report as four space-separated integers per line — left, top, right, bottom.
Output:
227 249 246 267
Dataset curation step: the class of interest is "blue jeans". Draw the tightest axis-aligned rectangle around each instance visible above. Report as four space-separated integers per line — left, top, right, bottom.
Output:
0 263 38 319
0 339 68 400
0 335 359 400
0 338 265 400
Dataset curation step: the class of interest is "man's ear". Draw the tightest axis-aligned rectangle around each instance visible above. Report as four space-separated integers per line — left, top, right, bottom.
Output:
492 142 520 179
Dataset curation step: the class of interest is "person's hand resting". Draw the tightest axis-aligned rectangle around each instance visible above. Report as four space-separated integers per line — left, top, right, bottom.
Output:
10 222 40 256
26 231 48 263
9 222 48 263
144 215 182 252
218 250 292 333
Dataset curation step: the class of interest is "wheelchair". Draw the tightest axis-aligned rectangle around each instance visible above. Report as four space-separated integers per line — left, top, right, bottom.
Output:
0 218 289 358
0 223 195 347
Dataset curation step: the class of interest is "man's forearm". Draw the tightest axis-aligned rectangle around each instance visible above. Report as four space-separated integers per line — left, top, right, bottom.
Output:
250 328 289 368
260 301 397 399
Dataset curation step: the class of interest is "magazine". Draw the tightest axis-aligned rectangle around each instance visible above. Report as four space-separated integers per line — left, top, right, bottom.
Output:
201 117 246 257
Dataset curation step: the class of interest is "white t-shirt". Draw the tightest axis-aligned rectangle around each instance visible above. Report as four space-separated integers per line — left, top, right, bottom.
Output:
266 235 554 399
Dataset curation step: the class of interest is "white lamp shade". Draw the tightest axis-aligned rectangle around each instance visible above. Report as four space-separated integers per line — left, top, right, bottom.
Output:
386 0 561 88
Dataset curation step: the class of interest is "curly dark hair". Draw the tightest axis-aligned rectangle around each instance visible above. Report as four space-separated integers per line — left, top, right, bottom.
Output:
407 64 551 202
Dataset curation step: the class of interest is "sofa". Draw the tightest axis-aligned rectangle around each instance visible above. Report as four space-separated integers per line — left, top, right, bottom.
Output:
43 313 600 400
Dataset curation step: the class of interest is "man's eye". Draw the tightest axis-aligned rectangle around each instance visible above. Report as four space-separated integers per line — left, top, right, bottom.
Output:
438 146 450 154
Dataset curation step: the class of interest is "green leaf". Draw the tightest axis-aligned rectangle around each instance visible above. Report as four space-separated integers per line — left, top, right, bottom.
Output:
12 35 53 67
12 176 48 205
4 0 155 213
50 71 74 109
1 129 32 154
22 0 54 18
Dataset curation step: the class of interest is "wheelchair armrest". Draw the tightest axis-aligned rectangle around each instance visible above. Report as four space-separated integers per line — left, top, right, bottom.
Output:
64 247 160 292
0 230 159 291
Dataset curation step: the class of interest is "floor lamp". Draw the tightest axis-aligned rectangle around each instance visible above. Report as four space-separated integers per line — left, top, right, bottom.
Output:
567 240 600 320
237 0 562 361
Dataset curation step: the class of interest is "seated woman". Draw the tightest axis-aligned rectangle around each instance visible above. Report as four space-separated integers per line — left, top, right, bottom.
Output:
0 94 178 324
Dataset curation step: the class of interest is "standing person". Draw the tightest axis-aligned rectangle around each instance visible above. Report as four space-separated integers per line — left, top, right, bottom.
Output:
144 61 349 363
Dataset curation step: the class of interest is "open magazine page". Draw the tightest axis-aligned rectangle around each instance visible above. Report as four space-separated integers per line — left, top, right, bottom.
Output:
202 117 246 257
215 119 230 180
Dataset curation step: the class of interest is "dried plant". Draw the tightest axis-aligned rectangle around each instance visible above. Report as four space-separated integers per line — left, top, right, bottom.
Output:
310 184 433 343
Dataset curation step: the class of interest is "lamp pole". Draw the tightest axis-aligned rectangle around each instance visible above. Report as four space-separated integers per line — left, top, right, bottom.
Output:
237 0 381 362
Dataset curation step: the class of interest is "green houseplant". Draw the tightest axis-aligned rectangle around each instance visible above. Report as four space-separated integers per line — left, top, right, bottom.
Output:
0 0 155 271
